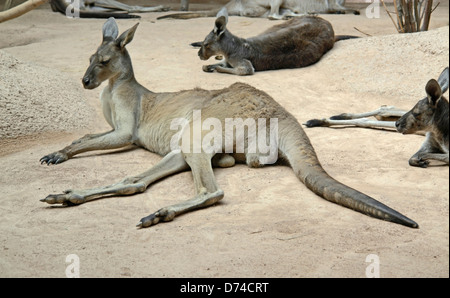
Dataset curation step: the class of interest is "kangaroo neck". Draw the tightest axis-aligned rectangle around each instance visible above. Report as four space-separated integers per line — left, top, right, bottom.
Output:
108 49 138 90
434 97 449 144
221 31 251 58
108 71 136 91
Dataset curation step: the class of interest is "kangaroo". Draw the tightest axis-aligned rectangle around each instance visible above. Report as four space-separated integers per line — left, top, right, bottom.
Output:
50 0 170 19
39 18 417 229
396 67 449 167
158 0 359 20
305 67 449 167
193 10 351 76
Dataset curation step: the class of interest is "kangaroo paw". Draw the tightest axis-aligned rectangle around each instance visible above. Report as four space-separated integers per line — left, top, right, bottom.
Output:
40 151 68 165
202 65 217 73
409 157 430 168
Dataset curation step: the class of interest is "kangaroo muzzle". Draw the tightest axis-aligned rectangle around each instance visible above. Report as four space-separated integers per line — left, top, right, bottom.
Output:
82 69 101 90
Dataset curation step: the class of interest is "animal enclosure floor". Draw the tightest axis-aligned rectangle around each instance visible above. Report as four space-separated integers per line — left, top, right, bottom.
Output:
0 2 448 278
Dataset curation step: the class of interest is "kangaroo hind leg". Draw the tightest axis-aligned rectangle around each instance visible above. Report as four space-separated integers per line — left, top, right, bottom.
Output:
137 153 224 228
41 150 189 206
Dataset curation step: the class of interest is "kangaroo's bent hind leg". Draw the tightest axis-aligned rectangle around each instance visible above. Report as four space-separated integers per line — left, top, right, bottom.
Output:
137 152 224 228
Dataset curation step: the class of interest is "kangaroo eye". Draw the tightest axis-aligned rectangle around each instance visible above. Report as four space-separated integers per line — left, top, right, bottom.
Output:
101 59 110 66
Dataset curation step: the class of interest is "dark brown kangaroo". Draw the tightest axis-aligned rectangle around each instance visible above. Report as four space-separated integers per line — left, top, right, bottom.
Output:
40 18 417 229
195 11 350 75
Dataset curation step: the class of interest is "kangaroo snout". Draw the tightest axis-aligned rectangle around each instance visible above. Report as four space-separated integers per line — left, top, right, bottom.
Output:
198 48 208 61
395 118 403 132
82 75 100 90
82 76 91 88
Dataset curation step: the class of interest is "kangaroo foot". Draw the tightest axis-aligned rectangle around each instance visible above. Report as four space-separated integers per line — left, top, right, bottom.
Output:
40 190 86 206
136 208 175 228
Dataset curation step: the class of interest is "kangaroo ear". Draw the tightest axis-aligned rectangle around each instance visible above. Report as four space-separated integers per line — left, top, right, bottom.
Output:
102 17 119 42
116 23 139 49
214 16 227 37
437 67 449 94
214 8 228 38
216 6 229 21
425 79 442 107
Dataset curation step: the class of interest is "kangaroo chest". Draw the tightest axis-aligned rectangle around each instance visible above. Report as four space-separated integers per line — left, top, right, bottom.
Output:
100 85 142 140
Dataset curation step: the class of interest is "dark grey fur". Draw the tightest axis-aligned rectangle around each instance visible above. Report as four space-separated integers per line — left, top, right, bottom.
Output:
196 10 336 75
396 67 449 167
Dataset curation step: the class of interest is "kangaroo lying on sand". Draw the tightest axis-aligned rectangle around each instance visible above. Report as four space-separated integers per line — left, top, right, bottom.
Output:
50 0 170 18
193 10 352 75
158 0 359 20
40 18 417 228
305 67 449 168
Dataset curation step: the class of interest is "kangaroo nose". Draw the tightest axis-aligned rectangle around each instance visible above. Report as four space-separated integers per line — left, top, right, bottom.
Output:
82 77 90 87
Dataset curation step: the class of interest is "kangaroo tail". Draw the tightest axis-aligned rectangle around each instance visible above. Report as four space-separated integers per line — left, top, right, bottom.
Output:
157 10 219 20
279 119 418 228
335 35 360 42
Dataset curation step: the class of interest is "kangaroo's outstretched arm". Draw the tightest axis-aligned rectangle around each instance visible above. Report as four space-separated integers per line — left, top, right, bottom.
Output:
409 135 449 167
40 130 134 165
204 59 255 76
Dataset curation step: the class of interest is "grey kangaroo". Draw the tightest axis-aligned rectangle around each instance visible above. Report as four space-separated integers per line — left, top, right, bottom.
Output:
40 18 417 229
50 0 170 19
305 67 449 168
193 9 352 76
158 0 359 20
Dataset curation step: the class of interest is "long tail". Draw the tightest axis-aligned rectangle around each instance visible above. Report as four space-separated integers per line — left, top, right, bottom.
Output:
279 119 418 228
157 10 219 20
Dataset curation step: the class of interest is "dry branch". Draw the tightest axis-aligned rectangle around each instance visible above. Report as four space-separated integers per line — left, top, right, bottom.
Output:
382 0 436 33
0 0 48 23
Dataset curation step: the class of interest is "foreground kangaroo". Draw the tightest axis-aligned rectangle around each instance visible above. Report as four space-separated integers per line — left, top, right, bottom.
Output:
193 10 353 75
40 18 417 229
305 67 449 167
158 0 359 20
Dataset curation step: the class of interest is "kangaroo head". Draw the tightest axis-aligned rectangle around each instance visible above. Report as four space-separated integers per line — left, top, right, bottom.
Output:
396 67 449 134
198 8 229 61
82 18 139 89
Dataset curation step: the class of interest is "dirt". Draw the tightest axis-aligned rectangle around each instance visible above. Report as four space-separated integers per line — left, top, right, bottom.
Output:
0 1 448 278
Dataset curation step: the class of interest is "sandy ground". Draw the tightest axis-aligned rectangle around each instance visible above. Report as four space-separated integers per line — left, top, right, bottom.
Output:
0 1 449 278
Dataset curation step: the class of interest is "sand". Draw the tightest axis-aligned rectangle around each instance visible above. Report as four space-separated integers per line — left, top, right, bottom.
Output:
0 1 448 278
